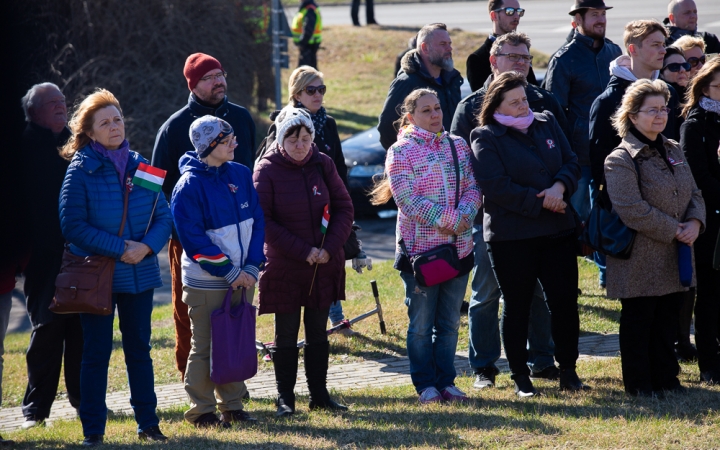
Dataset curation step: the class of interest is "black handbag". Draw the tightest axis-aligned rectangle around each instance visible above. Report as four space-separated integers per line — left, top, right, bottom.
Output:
398 138 463 287
582 153 640 260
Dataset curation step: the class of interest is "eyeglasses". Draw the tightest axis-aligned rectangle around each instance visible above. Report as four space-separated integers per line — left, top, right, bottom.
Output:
302 85 326 95
687 55 706 68
662 62 691 72
494 7 525 17
219 135 236 146
199 72 227 82
637 107 671 116
708 84 720 89
496 53 533 63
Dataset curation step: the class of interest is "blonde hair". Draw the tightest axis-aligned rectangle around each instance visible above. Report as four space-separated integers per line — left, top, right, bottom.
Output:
623 19 667 50
672 35 706 54
682 55 720 118
370 88 439 206
611 79 670 138
60 88 123 160
288 65 324 105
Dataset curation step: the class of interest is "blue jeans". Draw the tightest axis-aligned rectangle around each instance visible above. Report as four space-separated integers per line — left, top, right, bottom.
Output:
79 290 158 436
468 225 555 372
328 301 344 324
588 177 606 286
400 271 468 393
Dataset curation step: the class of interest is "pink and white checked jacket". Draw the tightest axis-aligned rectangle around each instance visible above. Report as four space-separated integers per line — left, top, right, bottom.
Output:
387 125 481 259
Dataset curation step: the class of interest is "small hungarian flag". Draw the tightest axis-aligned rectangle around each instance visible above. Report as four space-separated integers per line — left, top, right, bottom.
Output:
132 163 166 193
320 204 330 234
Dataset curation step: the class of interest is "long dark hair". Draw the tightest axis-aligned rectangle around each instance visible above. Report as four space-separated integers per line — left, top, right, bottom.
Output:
682 56 720 118
477 71 527 126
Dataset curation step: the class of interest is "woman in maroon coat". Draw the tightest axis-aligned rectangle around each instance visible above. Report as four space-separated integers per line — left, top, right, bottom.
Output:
253 107 353 417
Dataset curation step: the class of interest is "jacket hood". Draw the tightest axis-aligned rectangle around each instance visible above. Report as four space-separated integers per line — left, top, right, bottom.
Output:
609 55 659 82
178 150 226 177
396 124 448 145
399 49 461 84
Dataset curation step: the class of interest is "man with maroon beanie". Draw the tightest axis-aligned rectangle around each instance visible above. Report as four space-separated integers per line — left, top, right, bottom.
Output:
151 54 257 407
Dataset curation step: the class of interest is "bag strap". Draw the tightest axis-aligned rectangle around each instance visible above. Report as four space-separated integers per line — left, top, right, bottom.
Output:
118 186 129 237
447 137 460 208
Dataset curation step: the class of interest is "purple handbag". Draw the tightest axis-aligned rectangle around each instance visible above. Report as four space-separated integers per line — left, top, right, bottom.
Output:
210 287 258 384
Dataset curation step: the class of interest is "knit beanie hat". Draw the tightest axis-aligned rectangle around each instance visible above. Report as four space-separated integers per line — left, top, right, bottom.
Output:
184 53 223 90
275 107 315 148
189 115 234 158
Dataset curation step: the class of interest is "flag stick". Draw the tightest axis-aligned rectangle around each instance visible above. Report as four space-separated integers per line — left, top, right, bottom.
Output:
308 233 327 295
144 193 160 236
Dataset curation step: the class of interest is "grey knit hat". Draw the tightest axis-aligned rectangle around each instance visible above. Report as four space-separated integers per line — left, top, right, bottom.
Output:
275 107 315 148
189 115 234 158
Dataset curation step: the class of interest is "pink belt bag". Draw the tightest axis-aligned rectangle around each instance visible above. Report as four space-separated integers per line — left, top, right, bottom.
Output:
400 239 461 287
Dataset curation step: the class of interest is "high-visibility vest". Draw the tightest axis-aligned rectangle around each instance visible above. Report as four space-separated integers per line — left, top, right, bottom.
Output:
291 4 322 45
243 2 271 44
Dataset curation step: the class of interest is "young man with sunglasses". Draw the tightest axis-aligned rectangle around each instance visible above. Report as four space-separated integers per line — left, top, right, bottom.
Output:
451 31 569 391
466 0 536 92
150 53 259 425
663 0 720 55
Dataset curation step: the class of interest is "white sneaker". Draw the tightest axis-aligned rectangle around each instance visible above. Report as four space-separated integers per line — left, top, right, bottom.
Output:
332 321 358 336
21 417 45 430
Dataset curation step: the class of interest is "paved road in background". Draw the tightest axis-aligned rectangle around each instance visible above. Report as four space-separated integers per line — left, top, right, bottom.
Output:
319 0 720 57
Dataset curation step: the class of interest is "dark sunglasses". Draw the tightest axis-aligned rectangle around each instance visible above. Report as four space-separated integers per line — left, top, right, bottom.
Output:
662 62 691 73
687 55 706 68
302 85 326 95
494 7 525 17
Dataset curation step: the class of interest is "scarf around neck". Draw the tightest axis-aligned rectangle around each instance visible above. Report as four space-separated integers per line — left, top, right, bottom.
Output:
699 96 720 115
296 102 327 142
90 139 130 185
493 111 534 131
609 55 660 82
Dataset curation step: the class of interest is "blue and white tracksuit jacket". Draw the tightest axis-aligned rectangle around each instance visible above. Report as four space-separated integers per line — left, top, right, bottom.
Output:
170 151 265 290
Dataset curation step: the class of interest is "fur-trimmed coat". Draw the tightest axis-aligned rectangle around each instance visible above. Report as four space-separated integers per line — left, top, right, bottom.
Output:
604 133 706 299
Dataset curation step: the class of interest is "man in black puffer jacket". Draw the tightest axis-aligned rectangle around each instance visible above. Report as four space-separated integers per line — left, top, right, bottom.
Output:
663 0 720 54
378 23 463 150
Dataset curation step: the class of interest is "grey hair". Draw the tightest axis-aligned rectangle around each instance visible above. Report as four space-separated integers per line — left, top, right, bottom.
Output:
21 82 62 122
416 23 448 49
491 31 532 55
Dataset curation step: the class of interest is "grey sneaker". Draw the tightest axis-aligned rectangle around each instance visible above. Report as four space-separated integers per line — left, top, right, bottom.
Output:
473 366 499 389
418 386 442 404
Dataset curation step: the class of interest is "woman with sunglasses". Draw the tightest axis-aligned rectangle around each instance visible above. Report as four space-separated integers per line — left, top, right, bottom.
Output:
674 35 706 80
660 47 691 102
680 56 720 385
605 79 704 397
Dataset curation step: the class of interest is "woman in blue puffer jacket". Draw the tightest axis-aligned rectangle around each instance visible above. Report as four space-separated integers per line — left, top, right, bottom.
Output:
58 89 172 446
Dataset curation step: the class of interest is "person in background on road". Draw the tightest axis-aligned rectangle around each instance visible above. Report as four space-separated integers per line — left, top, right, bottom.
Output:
542 0 621 290
372 88 481 404
292 0 322 69
472 72 588 397
673 35 707 79
171 116 265 429
254 108 353 417
588 19 677 291
351 0 377 27
59 89 172 446
466 0 536 93
663 0 720 54
452 32 565 390
151 53 256 386
17 82 84 431
379 23 462 150
680 56 720 385
604 79 704 397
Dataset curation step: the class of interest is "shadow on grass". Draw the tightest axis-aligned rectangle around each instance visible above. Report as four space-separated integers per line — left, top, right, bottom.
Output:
330 331 408 360
578 302 621 325
328 108 378 136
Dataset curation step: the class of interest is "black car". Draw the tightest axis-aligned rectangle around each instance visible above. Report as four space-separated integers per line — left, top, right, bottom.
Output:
343 81 473 215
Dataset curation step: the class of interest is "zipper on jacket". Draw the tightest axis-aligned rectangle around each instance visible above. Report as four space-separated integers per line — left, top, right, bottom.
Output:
301 166 320 246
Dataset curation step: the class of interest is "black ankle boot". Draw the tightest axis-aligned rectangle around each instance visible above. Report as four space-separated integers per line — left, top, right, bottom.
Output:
304 341 348 411
559 367 591 391
270 346 299 417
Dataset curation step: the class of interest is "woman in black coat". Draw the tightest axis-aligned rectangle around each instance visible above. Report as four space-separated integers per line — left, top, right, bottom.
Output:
680 56 720 385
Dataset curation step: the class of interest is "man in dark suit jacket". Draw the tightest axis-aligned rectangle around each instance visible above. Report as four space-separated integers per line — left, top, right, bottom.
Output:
466 0 536 92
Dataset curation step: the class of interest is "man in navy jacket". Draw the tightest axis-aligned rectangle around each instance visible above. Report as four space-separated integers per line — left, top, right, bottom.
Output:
151 53 257 386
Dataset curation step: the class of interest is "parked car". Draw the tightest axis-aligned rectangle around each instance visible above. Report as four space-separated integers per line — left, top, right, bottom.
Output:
343 80 473 215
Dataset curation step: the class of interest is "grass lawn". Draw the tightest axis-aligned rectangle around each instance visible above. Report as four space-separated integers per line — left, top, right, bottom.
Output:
4 24 720 448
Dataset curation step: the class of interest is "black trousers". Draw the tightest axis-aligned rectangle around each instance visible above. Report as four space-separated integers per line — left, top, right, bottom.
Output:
487 234 579 376
350 0 375 25
21 315 83 419
619 292 683 394
695 260 720 374
298 43 319 69
274 307 330 349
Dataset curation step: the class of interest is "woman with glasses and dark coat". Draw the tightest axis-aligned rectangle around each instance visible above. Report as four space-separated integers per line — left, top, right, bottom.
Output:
680 56 720 385
605 79 705 397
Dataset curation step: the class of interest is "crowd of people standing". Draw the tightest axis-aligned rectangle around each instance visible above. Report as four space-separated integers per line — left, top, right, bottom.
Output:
1 0 719 446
